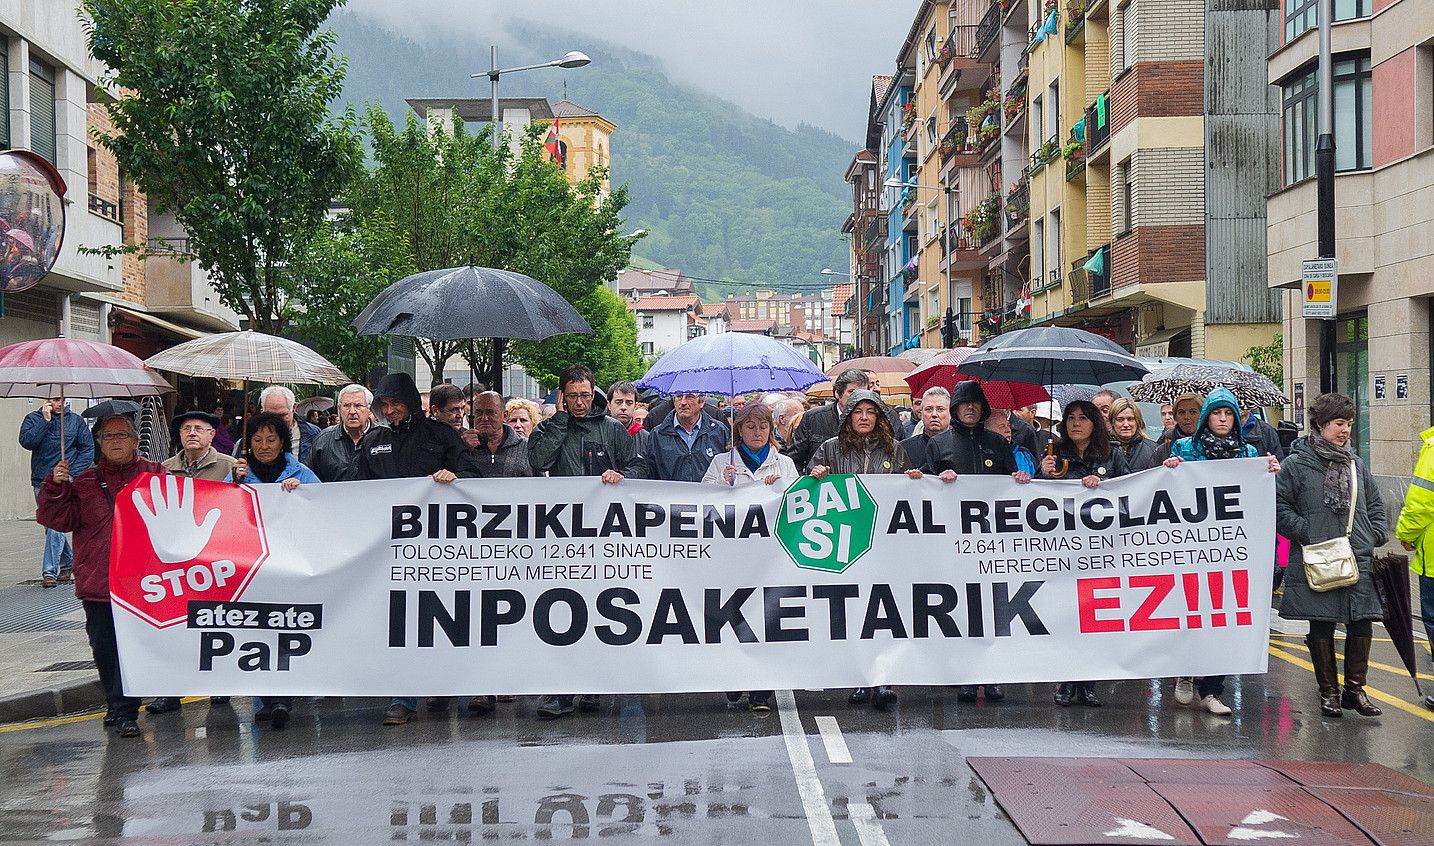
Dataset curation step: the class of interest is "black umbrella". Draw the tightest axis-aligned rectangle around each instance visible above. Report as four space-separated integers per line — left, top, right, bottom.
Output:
956 327 1150 386
351 266 591 341
81 399 141 418
1373 553 1424 697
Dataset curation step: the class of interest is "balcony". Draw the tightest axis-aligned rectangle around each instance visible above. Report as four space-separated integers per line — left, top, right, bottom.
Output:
1005 178 1030 230
143 237 243 332
939 116 980 166
975 1 1002 62
1029 134 1059 175
1065 0 1087 44
88 193 119 224
1084 93 1110 156
1068 260 1090 305
938 25 990 97
1063 129 1085 181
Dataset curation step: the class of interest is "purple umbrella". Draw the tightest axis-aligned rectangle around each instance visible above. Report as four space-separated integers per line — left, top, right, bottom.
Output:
637 332 826 397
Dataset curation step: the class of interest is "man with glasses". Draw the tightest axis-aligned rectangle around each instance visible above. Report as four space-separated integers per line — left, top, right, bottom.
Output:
526 365 643 720
37 416 163 738
162 411 237 482
429 383 469 432
309 385 376 483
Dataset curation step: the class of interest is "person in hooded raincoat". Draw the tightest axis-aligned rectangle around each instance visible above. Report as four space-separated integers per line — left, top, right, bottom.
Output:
1162 388 1280 717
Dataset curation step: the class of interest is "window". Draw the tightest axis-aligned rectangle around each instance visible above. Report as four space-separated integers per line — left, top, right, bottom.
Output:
29 58 56 165
1032 217 1046 282
924 28 938 67
0 39 9 147
1281 55 1372 185
641 342 654 356
1031 95 1044 150
926 115 938 145
1118 158 1134 233
1285 0 1369 43
1049 208 1062 285
1116 2 1136 72
640 314 654 329
1048 79 1060 139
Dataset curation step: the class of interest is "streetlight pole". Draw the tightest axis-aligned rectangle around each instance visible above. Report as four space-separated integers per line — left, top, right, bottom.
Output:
473 46 592 392
1314 0 1337 395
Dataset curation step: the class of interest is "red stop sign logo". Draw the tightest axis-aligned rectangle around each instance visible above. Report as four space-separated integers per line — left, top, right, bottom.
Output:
111 473 270 628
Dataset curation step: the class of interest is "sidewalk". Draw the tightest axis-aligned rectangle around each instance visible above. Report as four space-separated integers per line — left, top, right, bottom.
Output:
0 518 105 723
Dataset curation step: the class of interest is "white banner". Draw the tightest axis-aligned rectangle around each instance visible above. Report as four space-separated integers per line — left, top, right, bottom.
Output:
111 461 1275 695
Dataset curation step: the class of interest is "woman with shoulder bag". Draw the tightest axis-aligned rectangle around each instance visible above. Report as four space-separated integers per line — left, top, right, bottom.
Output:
1276 392 1386 718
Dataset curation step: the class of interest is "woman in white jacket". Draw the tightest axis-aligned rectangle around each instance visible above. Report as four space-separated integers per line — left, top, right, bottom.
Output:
702 403 798 712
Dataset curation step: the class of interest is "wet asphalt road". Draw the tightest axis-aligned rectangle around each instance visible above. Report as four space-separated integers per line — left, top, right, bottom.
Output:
1 632 1431 845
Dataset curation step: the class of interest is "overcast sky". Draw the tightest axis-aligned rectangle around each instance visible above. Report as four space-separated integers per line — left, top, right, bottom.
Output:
345 0 914 142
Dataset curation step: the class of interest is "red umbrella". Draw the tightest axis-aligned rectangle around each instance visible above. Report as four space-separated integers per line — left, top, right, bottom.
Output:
0 338 173 461
905 348 1051 409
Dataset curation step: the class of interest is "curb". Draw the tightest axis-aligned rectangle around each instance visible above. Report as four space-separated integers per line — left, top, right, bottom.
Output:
0 675 105 724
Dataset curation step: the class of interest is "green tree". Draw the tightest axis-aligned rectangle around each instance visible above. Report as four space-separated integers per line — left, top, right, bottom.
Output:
340 105 640 389
288 214 413 381
84 0 360 332
1245 334 1284 386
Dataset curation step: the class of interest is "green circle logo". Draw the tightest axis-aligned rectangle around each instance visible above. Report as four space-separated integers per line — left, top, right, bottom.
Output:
775 475 878 573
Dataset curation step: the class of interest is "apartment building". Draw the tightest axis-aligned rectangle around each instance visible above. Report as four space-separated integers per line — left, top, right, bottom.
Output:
1268 0 1434 474
0 4 238 519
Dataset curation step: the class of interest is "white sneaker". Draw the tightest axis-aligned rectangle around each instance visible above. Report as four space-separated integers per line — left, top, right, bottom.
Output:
1201 694 1232 716
1173 678 1195 706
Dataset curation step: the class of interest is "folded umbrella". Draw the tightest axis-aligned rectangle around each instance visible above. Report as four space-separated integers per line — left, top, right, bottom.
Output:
1372 553 1424 697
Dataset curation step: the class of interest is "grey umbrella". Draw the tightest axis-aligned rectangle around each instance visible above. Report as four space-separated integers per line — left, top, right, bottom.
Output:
81 399 141 418
956 327 1150 386
351 265 591 341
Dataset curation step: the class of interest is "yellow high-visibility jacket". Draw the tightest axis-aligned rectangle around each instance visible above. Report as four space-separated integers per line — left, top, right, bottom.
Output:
1395 425 1434 577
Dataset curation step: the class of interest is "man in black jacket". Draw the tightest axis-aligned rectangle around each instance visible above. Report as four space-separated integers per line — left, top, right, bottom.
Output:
309 384 375 483
358 372 479 726
926 380 1027 704
900 386 951 472
787 369 903 472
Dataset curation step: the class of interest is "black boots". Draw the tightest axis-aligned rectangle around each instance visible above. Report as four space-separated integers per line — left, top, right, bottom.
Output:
1306 635 1344 718
1339 635 1383 717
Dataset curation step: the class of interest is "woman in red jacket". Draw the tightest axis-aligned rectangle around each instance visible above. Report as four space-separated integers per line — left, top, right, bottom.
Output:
37 415 163 738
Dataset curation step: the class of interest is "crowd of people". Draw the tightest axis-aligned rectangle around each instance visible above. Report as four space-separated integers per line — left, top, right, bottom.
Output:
20 361 1426 738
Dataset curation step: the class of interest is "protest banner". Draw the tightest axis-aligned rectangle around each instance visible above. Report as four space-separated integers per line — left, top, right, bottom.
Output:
110 461 1275 695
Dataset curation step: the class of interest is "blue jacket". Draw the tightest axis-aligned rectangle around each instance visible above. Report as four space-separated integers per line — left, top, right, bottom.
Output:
1169 387 1259 462
19 408 94 487
225 452 322 485
648 414 731 482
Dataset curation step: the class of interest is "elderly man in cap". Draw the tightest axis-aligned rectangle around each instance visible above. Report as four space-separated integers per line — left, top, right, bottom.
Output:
37 415 164 738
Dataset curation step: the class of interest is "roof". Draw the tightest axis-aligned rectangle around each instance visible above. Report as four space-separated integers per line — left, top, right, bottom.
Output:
627 295 702 312
551 99 598 118
406 97 554 121
831 283 854 312
617 267 692 293
872 75 894 110
726 319 780 334
845 149 878 182
699 302 731 319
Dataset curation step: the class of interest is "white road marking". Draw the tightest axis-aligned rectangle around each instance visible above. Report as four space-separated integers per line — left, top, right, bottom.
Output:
775 690 840 846
1228 809 1299 840
814 716 852 764
1103 818 1177 840
848 802 892 846
193 726 206 739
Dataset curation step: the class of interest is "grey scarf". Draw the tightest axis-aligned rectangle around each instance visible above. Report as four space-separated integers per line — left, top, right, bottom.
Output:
1306 433 1354 514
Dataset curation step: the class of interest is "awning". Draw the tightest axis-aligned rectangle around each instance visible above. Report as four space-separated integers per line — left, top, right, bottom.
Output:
114 307 205 341
1135 326 1190 358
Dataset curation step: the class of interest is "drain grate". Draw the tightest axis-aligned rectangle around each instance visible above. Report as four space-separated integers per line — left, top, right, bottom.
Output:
35 660 95 672
0 586 85 633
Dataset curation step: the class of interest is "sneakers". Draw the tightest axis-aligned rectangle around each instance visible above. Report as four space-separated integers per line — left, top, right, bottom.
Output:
382 703 414 725
536 695 575 720
1173 678 1196 705
1201 694 1232 716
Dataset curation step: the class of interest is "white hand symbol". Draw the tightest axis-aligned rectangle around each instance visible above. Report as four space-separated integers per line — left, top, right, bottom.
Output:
132 474 222 564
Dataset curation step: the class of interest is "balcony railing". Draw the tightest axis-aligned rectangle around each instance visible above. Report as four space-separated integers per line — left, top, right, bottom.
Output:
88 193 119 223
1005 179 1030 226
975 1 1001 58
939 116 978 162
941 223 978 257
943 24 979 61
1068 261 1090 304
1084 92 1110 153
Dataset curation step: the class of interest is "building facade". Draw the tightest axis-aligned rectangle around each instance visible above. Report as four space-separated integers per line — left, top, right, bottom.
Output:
628 294 701 357
1268 0 1434 474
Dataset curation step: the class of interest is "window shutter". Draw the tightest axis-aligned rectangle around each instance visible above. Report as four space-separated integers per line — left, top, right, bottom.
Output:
29 59 56 165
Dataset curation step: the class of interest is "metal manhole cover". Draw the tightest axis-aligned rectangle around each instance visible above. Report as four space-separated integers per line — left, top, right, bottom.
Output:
0 586 84 633
968 757 1147 792
35 660 94 672
1121 758 1297 787
1309 787 1434 846
1154 783 1375 845
1259 762 1434 798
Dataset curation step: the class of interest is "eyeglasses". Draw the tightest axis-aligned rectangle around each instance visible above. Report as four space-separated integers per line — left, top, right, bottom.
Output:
564 393 593 402
100 432 135 442
179 425 214 434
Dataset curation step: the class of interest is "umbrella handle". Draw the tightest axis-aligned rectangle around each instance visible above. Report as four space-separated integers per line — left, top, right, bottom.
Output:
1045 440 1069 478
57 386 65 465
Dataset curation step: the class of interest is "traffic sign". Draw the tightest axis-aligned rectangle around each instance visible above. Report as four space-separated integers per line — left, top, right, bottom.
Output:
1301 258 1337 320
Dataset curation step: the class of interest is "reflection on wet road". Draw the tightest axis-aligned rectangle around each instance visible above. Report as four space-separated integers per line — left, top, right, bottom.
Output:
1 634 1430 844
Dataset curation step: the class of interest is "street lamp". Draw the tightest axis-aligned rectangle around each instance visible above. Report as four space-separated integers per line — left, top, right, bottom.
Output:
473 47 592 151
819 268 849 277
470 45 590 394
